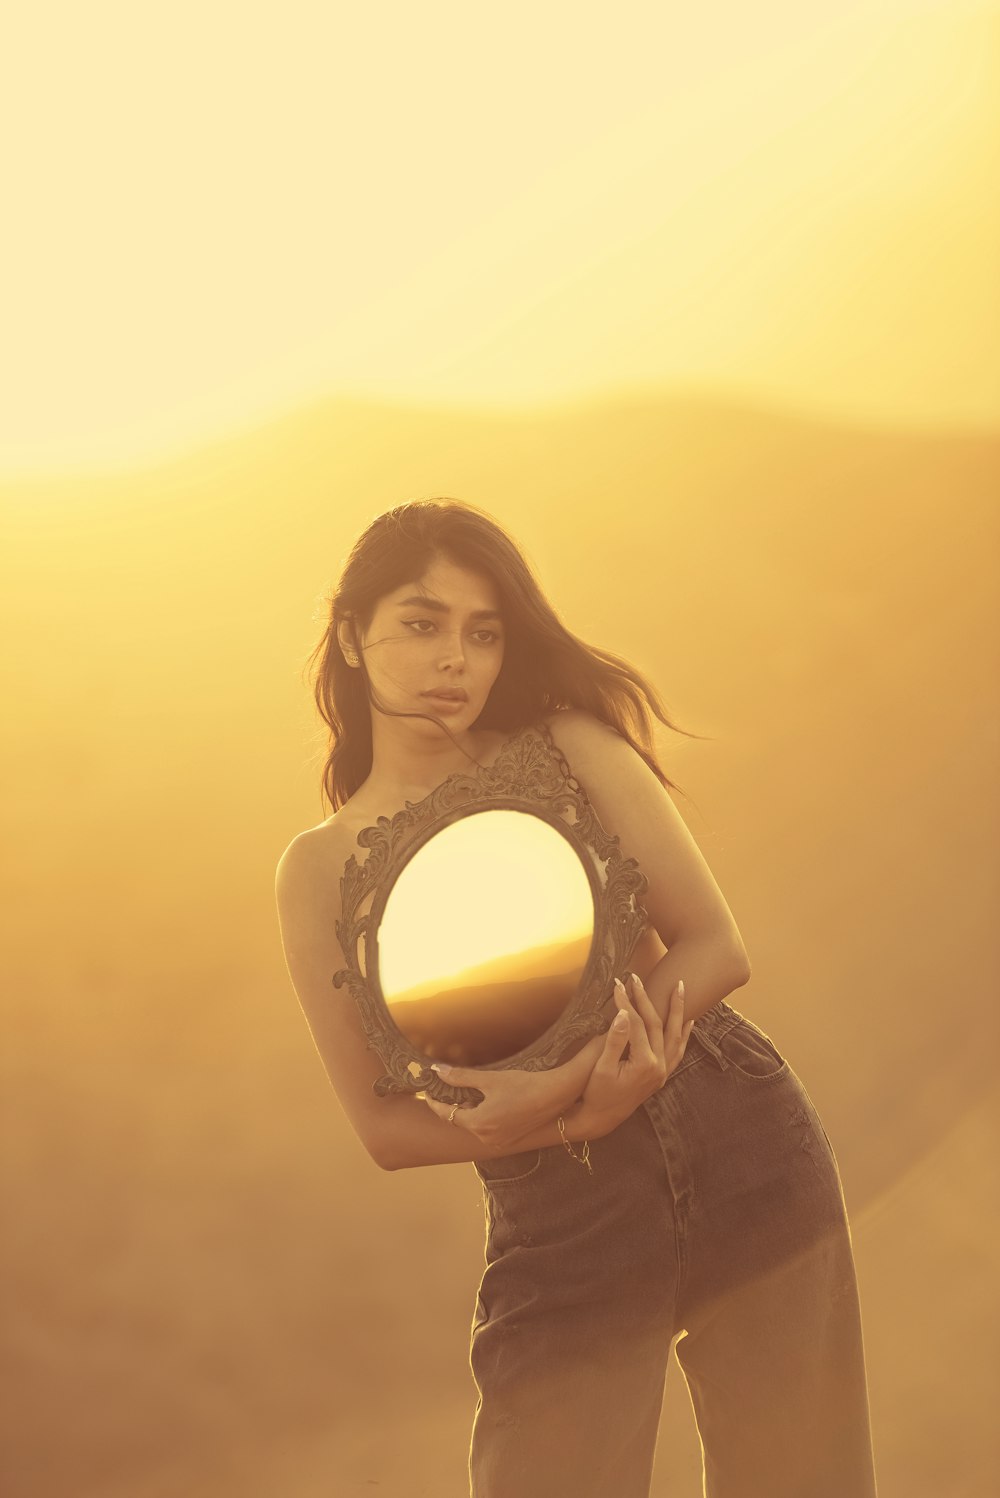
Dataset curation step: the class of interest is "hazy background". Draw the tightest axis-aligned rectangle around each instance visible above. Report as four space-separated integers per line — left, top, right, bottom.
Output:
2 3 998 1496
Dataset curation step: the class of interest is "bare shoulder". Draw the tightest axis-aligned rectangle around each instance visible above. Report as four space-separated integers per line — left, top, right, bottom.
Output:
541 708 656 802
275 816 341 885
540 705 668 830
274 811 363 926
541 706 627 770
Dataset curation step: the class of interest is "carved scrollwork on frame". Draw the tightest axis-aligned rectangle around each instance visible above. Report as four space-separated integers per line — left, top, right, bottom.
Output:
332 722 650 1107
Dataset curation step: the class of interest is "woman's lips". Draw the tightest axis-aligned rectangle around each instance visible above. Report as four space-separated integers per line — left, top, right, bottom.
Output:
424 692 467 707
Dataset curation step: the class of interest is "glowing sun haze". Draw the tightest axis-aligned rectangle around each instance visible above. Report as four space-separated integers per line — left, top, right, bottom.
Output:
1 0 996 474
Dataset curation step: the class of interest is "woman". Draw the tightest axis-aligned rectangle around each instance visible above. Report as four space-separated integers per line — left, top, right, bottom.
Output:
274 497 879 1498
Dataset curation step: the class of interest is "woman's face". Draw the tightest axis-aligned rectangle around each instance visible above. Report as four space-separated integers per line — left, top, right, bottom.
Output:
354 554 506 729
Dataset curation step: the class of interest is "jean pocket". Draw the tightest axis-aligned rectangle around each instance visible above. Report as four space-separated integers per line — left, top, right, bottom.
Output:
474 1147 543 1185
717 1018 789 1083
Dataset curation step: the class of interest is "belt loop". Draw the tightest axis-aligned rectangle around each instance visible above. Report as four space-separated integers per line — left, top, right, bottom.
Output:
691 1023 729 1070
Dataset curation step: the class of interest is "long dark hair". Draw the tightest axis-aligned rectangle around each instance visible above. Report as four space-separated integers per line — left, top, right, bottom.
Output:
304 497 705 814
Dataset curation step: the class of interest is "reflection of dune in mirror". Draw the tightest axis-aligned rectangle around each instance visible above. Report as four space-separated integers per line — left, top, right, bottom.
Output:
389 928 593 1005
378 810 592 995
388 932 593 1066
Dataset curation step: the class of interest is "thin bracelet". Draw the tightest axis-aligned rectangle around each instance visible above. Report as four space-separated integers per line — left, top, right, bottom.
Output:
557 1115 593 1175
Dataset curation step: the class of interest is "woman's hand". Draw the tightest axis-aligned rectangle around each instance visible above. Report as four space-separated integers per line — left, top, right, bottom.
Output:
580 972 693 1128
419 1056 582 1153
419 973 693 1151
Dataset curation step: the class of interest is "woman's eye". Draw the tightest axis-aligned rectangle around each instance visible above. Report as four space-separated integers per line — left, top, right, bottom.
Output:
403 619 501 644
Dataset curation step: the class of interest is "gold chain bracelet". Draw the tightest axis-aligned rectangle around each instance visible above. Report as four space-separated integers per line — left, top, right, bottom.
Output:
557 1115 593 1175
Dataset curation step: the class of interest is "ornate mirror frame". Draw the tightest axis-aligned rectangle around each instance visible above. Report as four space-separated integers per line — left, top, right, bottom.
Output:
332 724 650 1108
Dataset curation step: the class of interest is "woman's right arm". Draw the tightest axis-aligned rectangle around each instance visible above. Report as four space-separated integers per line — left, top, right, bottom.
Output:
275 830 623 1171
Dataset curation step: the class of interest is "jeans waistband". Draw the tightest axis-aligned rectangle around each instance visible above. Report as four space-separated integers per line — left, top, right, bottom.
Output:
682 998 746 1074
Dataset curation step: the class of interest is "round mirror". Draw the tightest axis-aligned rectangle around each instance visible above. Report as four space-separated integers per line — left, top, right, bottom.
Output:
333 719 650 1101
375 809 596 1067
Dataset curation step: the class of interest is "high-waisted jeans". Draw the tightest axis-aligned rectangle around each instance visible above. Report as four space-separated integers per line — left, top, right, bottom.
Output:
467 1000 878 1498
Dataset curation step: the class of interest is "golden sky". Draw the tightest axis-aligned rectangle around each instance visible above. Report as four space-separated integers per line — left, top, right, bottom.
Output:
1 0 997 473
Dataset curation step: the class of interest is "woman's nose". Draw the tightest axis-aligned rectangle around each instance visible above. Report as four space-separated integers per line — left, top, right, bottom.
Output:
437 632 468 668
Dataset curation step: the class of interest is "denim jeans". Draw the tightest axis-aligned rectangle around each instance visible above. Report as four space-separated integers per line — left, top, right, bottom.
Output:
467 1000 878 1497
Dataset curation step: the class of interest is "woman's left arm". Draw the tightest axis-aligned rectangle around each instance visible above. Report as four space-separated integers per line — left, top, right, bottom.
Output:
545 708 752 1028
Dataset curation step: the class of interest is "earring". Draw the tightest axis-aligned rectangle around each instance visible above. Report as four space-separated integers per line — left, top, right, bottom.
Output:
345 653 359 665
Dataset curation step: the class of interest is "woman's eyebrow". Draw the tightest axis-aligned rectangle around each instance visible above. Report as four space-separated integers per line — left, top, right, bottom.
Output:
394 594 503 622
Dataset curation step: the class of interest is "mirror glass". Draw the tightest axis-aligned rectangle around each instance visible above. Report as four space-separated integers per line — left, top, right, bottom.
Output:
376 809 596 1067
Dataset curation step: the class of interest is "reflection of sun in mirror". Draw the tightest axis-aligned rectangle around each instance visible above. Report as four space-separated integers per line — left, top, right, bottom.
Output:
379 811 592 1003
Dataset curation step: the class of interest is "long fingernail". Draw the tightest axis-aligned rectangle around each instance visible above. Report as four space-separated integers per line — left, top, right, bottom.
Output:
677 980 685 999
